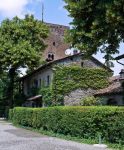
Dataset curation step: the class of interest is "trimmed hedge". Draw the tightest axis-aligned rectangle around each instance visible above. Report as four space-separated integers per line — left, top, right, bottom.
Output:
10 106 124 144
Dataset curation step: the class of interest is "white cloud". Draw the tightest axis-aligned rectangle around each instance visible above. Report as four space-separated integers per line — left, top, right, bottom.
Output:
0 0 41 18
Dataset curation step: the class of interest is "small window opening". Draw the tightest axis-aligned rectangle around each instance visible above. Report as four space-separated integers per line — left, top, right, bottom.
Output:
53 42 56 46
33 79 38 88
47 75 50 86
81 62 84 67
39 79 42 87
46 52 54 62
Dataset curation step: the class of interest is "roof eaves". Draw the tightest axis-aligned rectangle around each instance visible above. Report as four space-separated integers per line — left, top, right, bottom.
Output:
91 56 113 72
20 53 112 81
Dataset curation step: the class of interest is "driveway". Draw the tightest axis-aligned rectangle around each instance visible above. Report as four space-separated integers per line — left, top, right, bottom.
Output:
0 120 109 150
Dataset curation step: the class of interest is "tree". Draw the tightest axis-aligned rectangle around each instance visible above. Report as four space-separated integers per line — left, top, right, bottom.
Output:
0 15 49 108
64 0 124 62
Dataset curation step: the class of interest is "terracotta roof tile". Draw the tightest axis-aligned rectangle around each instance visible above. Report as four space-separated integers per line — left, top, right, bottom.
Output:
95 76 123 95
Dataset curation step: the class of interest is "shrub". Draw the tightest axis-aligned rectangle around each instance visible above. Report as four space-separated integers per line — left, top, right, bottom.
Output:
80 96 102 106
39 87 53 107
12 107 33 126
9 106 124 144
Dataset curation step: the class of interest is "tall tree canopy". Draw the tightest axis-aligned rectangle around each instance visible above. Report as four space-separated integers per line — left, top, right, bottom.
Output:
0 15 49 107
64 0 124 61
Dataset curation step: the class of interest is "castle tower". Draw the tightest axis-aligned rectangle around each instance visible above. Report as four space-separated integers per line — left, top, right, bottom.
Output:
43 23 70 61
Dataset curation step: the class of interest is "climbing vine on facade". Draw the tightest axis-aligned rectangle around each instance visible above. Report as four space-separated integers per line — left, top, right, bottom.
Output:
40 66 110 106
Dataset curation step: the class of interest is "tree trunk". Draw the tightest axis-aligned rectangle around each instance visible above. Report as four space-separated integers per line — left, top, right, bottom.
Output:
7 67 16 108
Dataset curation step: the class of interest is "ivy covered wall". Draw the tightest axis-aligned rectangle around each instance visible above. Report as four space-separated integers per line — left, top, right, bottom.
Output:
52 66 110 95
40 66 110 106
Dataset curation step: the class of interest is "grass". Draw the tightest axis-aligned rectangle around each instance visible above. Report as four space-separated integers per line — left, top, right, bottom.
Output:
10 122 124 150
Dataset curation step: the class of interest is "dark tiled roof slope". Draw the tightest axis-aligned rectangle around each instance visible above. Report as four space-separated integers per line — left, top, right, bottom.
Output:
95 76 123 95
20 53 113 81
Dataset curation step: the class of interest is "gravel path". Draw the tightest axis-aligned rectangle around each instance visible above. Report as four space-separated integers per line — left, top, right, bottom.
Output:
0 120 109 150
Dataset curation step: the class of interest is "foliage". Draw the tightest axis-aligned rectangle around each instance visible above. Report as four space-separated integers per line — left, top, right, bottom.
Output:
10 106 124 144
39 86 53 107
37 66 109 106
64 0 124 61
80 96 102 106
52 66 109 104
0 73 9 116
39 86 64 106
36 66 109 106
0 73 9 99
0 15 49 107
0 15 48 71
13 93 27 107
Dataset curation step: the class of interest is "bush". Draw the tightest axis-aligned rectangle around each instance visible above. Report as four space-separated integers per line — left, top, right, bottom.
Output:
39 87 53 107
9 106 124 144
80 96 102 106
11 107 33 126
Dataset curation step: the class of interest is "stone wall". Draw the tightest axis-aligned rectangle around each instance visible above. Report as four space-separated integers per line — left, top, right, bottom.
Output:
64 89 96 106
43 23 70 61
23 54 108 97
23 67 53 96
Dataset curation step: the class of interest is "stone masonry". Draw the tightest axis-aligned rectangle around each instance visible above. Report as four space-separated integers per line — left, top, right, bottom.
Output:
64 89 96 106
43 23 70 61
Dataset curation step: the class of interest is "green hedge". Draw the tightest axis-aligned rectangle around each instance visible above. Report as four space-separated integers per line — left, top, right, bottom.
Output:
10 106 124 144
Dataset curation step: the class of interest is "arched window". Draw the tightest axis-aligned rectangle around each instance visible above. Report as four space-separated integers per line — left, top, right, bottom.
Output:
46 52 54 62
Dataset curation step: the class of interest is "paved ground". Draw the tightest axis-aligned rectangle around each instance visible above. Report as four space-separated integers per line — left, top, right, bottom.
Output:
0 120 109 150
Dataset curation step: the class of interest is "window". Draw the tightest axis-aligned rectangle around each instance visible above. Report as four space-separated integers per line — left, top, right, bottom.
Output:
39 79 42 87
81 62 84 67
53 42 56 46
47 75 50 86
33 79 38 88
46 52 54 62
70 57 73 61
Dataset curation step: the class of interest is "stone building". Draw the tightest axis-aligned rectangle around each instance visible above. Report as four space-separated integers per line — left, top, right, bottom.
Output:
20 53 112 107
20 22 114 107
95 70 124 106
43 23 70 61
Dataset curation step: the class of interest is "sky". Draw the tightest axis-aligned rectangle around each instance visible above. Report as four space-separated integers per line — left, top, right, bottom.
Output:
0 0 123 75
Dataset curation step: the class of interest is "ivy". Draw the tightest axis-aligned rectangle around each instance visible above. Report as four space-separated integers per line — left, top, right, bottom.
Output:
52 66 110 100
40 66 110 106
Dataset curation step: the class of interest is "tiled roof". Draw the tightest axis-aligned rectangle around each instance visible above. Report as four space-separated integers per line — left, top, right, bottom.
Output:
20 53 113 81
95 76 123 95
